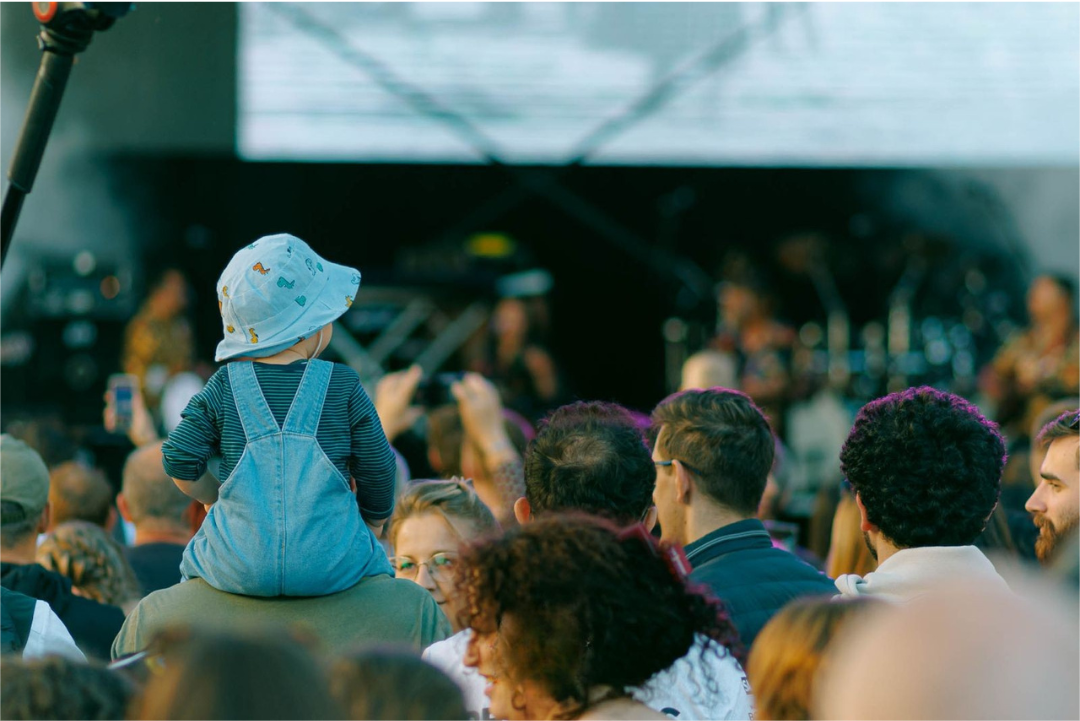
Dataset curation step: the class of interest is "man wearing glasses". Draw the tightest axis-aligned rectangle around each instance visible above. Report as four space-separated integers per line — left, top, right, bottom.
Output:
1026 409 1080 565
650 389 834 648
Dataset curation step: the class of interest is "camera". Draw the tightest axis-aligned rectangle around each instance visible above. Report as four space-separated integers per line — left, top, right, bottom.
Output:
415 372 465 408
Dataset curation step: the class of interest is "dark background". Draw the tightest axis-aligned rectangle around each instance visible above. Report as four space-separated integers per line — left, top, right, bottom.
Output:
0 3 1075 424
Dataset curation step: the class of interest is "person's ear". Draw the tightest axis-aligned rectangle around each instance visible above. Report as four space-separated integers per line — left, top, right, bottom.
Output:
854 492 877 533
642 505 658 532
104 505 118 533
37 503 50 534
116 494 133 524
513 497 532 525
428 447 442 475
675 463 693 505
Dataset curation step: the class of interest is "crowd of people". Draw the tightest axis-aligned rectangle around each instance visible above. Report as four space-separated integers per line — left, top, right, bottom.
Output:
0 233 1077 720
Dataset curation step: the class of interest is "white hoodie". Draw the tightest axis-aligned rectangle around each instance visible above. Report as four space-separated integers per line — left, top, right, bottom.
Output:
834 545 1009 604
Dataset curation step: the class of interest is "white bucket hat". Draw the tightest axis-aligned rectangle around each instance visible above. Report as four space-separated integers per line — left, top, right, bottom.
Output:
215 234 361 361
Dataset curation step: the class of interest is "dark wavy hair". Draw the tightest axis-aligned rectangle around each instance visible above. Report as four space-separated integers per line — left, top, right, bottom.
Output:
458 513 743 719
840 386 1005 548
524 402 655 524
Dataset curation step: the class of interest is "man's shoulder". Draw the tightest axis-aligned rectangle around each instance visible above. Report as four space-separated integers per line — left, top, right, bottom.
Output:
138 573 431 611
116 575 447 657
692 542 834 591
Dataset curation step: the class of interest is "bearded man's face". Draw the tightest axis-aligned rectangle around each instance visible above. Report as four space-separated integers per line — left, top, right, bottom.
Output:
1026 436 1080 564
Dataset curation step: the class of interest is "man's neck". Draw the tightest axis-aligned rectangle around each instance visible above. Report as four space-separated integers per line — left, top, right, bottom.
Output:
869 533 902 567
0 538 40 565
133 526 190 546
685 502 753 547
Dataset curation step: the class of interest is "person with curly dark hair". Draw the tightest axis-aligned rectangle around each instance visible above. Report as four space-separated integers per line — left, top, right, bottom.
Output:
459 514 747 721
650 389 834 647
834 386 1010 602
423 399 752 720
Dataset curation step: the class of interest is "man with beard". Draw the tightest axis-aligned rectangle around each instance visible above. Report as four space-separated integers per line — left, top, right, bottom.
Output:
832 387 1010 603
1025 409 1080 564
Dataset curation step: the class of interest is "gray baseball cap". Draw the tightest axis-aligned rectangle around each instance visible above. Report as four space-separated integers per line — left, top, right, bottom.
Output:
0 434 50 519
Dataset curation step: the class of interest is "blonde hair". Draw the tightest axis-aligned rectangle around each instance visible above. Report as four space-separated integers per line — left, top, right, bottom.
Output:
388 479 498 549
746 597 877 720
36 520 141 608
826 492 877 579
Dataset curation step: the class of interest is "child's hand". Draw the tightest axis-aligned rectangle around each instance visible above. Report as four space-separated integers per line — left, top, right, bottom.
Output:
374 365 424 441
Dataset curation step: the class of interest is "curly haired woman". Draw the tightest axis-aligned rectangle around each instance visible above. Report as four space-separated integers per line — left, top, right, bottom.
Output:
459 513 750 721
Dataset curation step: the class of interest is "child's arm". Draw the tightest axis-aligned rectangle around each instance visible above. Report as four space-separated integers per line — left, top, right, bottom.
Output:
172 471 221 506
162 375 224 505
348 381 399 525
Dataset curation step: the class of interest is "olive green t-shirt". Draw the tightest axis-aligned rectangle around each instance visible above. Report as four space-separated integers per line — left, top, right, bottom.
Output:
111 575 450 659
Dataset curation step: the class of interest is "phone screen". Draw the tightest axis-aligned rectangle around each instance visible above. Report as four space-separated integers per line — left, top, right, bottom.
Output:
110 375 135 431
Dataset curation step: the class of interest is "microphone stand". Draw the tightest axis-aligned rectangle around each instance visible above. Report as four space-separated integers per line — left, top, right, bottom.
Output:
1 2 130 267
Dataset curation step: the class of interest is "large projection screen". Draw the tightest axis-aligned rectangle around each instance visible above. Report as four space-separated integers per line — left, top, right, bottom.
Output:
239 2 1080 166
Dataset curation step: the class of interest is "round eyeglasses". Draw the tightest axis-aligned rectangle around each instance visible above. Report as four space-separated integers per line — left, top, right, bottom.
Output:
392 552 457 581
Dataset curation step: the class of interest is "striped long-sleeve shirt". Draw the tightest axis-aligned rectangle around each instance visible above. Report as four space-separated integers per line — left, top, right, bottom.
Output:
162 360 396 520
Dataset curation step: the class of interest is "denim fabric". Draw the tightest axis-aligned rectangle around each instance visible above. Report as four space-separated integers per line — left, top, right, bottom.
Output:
180 359 392 596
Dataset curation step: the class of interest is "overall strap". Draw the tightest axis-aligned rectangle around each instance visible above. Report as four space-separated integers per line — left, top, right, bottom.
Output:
227 361 281 440
281 359 333 436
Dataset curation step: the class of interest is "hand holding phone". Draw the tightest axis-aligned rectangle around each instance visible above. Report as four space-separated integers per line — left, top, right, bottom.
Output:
108 374 138 432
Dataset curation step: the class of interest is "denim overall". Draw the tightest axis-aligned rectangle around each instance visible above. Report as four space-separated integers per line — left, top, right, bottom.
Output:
180 359 392 596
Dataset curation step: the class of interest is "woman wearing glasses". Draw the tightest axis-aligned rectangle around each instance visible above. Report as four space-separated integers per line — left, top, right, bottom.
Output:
388 480 499 631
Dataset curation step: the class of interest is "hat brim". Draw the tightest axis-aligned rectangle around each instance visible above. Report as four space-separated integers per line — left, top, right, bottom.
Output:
215 259 361 361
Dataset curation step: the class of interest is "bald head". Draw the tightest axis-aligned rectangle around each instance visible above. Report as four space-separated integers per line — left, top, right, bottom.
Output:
121 442 191 532
48 462 114 529
680 350 738 392
816 583 1079 720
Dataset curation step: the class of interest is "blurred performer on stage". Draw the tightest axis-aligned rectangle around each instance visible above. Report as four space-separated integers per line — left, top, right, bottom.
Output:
981 274 1080 438
122 269 195 416
711 258 797 436
468 278 563 422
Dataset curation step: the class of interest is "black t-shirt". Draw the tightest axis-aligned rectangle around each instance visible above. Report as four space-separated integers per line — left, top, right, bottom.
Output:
125 542 186 595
